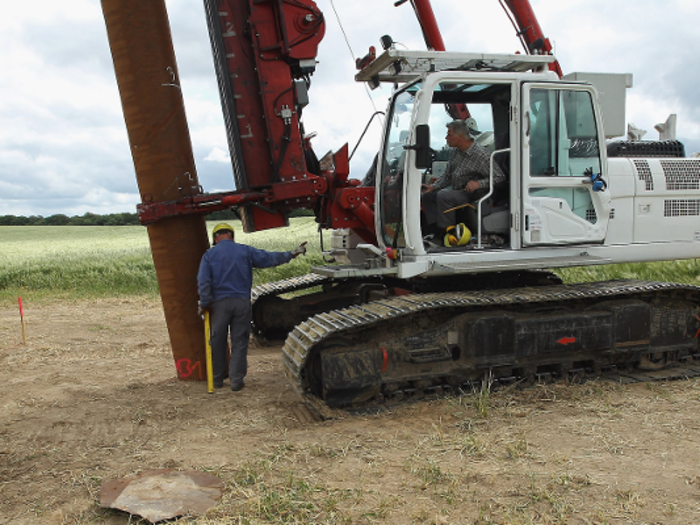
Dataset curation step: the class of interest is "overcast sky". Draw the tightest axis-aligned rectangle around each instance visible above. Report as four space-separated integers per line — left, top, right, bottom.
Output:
1 0 699 217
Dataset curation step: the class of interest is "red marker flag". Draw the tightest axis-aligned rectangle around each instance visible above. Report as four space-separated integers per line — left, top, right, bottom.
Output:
18 297 26 345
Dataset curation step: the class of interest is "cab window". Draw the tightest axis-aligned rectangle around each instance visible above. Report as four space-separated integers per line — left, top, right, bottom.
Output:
528 88 601 177
378 84 420 248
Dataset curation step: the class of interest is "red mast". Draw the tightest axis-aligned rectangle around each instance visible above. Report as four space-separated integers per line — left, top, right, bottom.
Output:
501 0 563 76
410 0 446 50
406 0 562 77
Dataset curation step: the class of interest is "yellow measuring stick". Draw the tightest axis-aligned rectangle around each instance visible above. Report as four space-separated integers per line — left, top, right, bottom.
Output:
442 202 475 214
203 310 214 393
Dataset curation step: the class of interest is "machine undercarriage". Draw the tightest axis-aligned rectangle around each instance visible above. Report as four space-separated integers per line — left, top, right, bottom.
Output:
251 269 564 341
270 279 698 416
253 277 700 417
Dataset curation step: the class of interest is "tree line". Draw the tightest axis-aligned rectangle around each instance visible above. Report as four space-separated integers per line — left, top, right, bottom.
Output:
0 208 313 226
0 212 141 226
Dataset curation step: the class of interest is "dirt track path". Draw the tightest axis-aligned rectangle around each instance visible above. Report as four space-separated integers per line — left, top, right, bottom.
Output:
2 299 700 524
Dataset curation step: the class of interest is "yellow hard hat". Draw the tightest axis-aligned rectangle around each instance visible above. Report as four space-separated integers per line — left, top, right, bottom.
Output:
444 223 471 247
212 223 234 244
213 222 234 236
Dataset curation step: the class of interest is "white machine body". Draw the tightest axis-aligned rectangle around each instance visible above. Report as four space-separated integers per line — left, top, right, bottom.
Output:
319 50 700 280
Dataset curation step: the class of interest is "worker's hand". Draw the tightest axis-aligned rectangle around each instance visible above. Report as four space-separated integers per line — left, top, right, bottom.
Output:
291 241 308 258
465 180 480 193
198 303 210 317
421 183 434 193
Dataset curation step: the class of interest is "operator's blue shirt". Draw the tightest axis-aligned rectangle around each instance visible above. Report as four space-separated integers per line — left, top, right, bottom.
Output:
197 239 293 307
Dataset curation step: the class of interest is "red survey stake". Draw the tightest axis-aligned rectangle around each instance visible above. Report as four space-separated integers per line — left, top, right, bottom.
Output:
18 297 26 345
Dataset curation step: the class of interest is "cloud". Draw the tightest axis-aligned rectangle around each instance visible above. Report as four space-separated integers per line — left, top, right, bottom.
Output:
204 147 230 163
1 0 699 217
538 0 700 140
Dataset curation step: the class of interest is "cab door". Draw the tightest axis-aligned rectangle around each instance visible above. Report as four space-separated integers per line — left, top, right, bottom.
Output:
521 84 610 245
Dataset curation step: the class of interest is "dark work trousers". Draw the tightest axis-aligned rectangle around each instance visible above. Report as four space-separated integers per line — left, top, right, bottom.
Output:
210 297 252 386
423 188 486 231
422 189 469 230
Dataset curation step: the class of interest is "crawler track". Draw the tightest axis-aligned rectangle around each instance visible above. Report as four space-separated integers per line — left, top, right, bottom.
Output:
251 272 329 303
251 269 563 341
281 280 700 418
251 273 371 340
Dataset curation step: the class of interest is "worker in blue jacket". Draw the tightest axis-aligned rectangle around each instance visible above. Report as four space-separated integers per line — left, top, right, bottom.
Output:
197 222 307 391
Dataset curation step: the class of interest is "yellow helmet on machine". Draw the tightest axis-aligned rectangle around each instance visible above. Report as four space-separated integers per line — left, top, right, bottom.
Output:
212 222 234 244
444 223 471 247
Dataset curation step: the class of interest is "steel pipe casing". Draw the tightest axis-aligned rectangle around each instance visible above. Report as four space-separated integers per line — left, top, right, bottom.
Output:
102 0 210 380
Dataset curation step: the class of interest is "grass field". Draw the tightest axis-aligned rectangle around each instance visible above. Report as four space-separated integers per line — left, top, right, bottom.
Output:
2 223 700 524
0 218 327 303
0 219 698 304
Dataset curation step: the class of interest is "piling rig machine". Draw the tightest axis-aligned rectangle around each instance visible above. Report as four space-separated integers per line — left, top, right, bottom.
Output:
102 0 700 415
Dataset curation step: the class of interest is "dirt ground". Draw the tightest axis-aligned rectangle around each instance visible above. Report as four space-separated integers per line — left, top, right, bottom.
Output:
2 299 700 524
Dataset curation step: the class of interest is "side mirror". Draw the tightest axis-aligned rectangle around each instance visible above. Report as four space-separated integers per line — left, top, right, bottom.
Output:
405 124 431 169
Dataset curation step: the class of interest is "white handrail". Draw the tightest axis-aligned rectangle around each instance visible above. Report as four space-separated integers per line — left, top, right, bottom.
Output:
476 148 510 248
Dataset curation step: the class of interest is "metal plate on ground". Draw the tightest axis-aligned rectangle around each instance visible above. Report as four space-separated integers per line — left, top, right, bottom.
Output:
100 469 224 523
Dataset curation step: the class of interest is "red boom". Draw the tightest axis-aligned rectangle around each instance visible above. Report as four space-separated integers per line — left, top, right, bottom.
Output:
131 0 561 244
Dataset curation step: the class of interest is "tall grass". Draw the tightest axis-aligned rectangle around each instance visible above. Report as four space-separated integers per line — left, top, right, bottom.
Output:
0 218 327 304
0 225 158 302
1 219 698 304
557 259 700 286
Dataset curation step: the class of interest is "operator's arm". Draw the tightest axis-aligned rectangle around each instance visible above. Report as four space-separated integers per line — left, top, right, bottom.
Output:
462 144 506 193
476 156 506 190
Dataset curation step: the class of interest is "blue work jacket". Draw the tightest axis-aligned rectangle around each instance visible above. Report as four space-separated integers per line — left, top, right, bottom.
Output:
197 239 292 307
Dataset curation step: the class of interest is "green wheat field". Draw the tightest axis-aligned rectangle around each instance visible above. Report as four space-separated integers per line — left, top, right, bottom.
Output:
0 218 326 303
1 217 698 304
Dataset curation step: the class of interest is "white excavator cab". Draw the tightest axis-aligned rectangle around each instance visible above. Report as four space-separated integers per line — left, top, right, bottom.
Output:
376 68 612 256
320 49 699 281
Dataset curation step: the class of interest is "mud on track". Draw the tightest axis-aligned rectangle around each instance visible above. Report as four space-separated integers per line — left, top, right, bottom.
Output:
2 299 700 524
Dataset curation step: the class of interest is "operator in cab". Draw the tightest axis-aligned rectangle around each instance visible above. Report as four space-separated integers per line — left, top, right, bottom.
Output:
422 119 505 245
197 222 307 391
